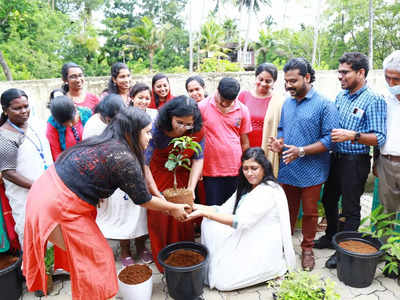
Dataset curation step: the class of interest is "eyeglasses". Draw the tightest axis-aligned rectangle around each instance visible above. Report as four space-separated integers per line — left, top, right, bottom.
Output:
175 120 194 130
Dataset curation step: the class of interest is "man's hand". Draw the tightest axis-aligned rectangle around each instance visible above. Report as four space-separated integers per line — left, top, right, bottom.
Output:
282 144 300 164
331 129 356 143
169 203 190 222
268 137 284 153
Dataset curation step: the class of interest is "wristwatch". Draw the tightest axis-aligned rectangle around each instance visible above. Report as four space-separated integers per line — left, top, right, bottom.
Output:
298 147 306 158
354 132 361 142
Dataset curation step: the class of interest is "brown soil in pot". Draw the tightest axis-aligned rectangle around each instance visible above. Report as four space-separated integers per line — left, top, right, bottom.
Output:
163 188 194 208
339 240 378 254
118 264 152 285
164 249 204 267
0 253 18 269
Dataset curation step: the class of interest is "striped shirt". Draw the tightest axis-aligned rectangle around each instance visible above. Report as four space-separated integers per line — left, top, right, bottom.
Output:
335 85 386 154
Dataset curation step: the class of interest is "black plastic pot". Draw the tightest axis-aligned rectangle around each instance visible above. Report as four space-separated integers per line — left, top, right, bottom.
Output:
333 231 384 288
0 253 23 300
158 241 209 300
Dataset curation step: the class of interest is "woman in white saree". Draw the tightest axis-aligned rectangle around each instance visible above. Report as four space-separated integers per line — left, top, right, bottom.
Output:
187 147 296 291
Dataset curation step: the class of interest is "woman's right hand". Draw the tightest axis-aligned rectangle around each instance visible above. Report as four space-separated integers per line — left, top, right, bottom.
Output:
169 203 190 222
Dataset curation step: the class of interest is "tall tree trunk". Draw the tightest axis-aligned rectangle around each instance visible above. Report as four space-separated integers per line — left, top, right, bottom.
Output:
188 0 193 72
242 0 255 67
311 0 321 66
238 1 244 68
368 0 374 69
0 51 12 81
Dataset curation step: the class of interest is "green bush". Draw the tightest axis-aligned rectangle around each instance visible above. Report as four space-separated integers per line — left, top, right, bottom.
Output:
198 57 243 73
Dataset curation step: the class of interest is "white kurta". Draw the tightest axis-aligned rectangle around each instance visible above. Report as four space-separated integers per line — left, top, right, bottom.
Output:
83 113 148 239
201 182 296 291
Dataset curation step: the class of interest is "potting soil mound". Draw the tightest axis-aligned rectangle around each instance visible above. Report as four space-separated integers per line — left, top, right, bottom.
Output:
339 240 378 254
118 264 152 285
0 253 18 269
164 249 204 267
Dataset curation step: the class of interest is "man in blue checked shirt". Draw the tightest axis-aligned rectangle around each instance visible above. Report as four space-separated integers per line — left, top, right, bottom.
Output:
313 52 387 269
269 58 339 271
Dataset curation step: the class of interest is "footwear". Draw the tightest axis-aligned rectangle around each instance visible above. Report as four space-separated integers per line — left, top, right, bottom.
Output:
325 253 337 269
139 249 153 264
313 235 334 249
120 256 135 267
302 250 315 271
34 290 45 297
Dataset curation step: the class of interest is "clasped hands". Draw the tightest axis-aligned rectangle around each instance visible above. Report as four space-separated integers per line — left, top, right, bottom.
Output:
267 137 300 165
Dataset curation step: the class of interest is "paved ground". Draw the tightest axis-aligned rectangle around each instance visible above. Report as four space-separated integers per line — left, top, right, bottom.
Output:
21 194 400 300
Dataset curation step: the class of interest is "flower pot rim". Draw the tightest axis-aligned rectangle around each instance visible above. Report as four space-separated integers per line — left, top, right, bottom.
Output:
158 241 209 272
117 264 153 286
333 231 384 258
0 254 22 275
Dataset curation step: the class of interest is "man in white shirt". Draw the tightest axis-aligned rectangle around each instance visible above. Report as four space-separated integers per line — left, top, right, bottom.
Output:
375 50 400 218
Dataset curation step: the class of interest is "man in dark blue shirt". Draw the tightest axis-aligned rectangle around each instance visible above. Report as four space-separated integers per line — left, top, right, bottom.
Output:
269 58 339 271
314 52 387 269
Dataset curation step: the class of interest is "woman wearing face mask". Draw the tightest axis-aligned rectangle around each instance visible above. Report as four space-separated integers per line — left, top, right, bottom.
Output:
185 75 207 102
187 147 295 291
0 89 53 247
46 96 92 161
61 62 100 112
144 96 204 271
101 62 132 105
23 107 190 300
130 82 158 120
149 73 174 109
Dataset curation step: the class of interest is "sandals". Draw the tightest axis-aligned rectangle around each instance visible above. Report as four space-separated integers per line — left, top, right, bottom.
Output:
120 256 135 267
138 249 153 264
316 217 327 232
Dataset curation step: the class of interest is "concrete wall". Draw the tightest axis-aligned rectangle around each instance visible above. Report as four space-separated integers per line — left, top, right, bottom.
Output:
0 70 387 122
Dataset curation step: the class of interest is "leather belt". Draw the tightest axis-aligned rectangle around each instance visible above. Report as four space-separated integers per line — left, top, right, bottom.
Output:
333 153 370 160
382 154 400 163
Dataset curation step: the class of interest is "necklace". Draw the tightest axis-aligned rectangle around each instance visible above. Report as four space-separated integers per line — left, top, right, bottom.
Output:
7 120 49 170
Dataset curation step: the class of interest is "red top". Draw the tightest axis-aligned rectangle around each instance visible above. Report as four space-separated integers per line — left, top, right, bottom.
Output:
75 93 100 113
46 120 85 161
149 91 174 109
238 90 272 147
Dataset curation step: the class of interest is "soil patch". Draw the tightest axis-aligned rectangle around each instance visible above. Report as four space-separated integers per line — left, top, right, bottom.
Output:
339 240 378 254
118 264 152 285
164 249 204 267
0 253 18 270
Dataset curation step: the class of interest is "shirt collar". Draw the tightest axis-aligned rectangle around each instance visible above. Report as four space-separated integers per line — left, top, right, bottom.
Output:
290 86 315 103
344 84 368 99
210 93 240 112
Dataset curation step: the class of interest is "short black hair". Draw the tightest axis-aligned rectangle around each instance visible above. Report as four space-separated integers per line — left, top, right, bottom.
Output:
156 95 202 133
339 52 369 77
185 75 205 91
283 58 316 83
129 82 151 105
0 88 28 126
50 96 76 124
61 62 83 93
217 77 240 100
108 62 129 94
255 63 278 81
95 93 124 120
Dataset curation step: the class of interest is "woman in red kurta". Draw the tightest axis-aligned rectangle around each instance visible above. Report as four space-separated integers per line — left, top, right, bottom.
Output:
144 96 204 271
238 63 278 147
149 73 174 109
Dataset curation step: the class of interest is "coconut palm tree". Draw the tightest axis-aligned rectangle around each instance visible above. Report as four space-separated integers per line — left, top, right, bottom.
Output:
126 16 166 71
199 18 230 60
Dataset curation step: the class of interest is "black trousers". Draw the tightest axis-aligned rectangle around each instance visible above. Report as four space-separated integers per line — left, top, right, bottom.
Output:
323 153 371 240
203 176 238 206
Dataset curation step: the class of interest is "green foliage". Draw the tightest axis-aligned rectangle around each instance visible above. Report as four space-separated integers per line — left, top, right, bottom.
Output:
165 136 201 189
269 271 340 300
44 246 54 274
360 205 400 276
199 58 243 73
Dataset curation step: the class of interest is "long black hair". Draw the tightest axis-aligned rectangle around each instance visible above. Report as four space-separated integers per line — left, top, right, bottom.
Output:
50 96 76 124
57 107 151 172
0 88 28 126
61 62 83 93
156 95 202 133
107 62 129 94
152 73 171 108
233 147 277 214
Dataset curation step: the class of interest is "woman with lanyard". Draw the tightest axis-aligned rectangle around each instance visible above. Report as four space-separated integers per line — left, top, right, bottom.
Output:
46 95 92 161
0 88 52 246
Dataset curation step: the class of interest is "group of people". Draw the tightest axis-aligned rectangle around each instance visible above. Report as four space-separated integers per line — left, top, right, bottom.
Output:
0 49 398 300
